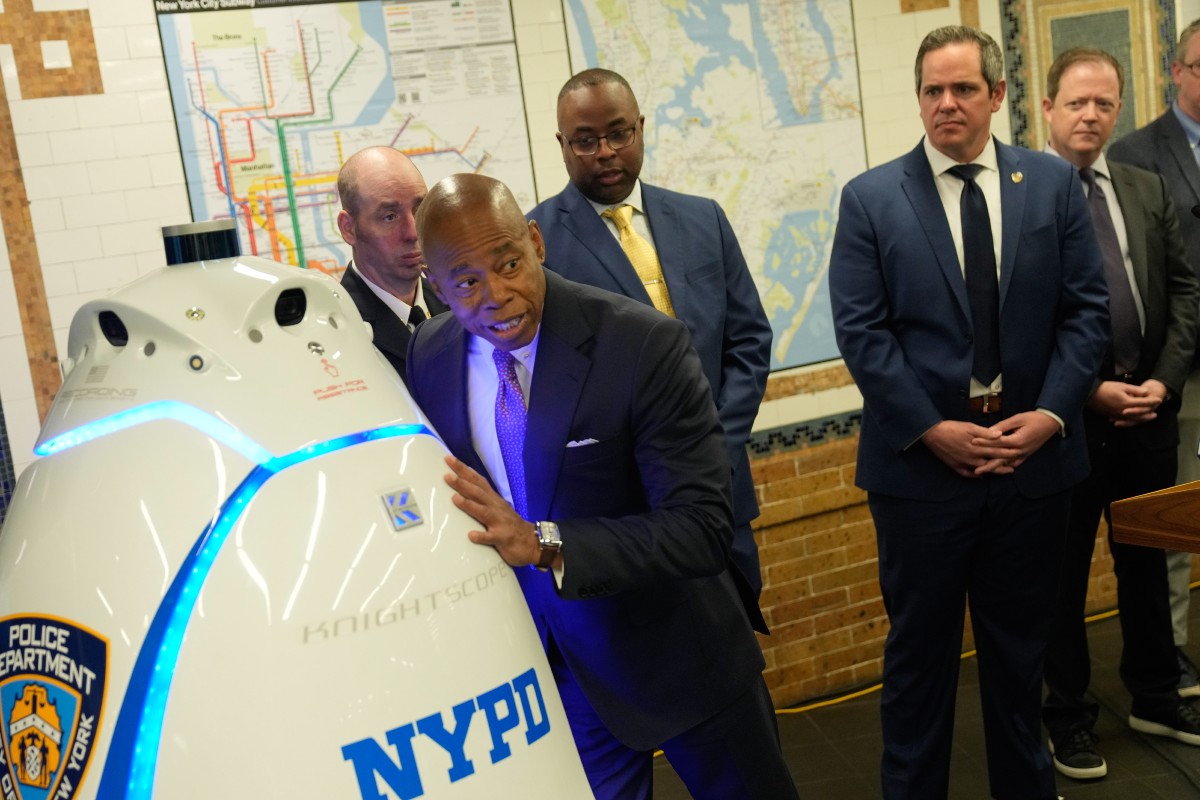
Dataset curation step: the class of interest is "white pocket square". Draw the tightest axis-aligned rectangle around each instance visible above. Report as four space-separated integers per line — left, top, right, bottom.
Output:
566 438 599 448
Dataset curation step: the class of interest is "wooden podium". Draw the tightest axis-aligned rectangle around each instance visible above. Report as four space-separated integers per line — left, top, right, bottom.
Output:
1111 480 1200 553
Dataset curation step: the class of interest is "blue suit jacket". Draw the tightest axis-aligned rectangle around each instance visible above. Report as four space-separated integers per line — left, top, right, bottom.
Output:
830 140 1109 500
406 270 766 750
528 183 771 530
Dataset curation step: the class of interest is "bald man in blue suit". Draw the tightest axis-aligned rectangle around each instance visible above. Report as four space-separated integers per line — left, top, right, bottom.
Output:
830 26 1108 799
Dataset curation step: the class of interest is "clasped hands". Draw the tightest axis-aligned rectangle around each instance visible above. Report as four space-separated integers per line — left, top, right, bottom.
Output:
922 411 1060 479
1086 378 1166 427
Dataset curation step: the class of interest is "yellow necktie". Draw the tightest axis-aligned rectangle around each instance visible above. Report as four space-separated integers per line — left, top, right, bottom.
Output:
602 204 675 317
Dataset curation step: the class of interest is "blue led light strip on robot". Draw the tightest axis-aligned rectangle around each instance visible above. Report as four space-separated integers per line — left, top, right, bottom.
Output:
35 399 274 464
43 405 434 799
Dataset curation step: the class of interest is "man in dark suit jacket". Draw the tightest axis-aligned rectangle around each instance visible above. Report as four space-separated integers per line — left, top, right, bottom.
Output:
406 173 797 800
1107 17 1200 699
336 146 448 386
1038 47 1200 782
829 27 1109 799
527 68 772 600
1107 20 1200 275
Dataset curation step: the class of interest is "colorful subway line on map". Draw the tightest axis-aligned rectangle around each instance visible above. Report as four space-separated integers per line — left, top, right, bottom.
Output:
182 19 492 272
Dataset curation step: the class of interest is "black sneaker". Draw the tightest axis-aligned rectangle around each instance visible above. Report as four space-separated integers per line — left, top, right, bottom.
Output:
1179 648 1200 698
1049 727 1107 779
1129 702 1200 745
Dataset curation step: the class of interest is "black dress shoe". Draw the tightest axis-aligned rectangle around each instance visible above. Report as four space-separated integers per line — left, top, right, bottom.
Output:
1129 701 1200 745
1179 647 1200 698
1048 727 1106 779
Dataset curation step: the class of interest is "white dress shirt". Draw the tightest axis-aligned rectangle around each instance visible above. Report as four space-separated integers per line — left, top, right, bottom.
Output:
924 137 1004 396
350 261 433 331
585 179 658 250
1040 146 1144 330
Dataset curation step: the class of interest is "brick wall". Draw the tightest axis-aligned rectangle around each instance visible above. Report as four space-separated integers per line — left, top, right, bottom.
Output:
752 368 1124 709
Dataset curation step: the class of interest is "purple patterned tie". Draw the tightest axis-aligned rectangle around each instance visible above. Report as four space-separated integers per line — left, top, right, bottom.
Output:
493 349 528 519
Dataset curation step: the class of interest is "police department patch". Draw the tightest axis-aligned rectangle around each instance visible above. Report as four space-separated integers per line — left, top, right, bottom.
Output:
0 616 107 800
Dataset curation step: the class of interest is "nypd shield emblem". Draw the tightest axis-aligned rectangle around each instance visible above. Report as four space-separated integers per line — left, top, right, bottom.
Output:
0 616 107 800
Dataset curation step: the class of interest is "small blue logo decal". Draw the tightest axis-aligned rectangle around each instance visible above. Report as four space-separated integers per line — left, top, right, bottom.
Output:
382 489 423 532
0 615 107 800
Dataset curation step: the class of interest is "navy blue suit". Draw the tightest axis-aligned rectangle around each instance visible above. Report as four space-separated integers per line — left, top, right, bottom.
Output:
406 271 796 799
528 182 771 599
830 139 1109 799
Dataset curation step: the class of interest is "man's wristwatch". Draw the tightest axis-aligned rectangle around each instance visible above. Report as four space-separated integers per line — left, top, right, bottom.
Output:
534 521 562 570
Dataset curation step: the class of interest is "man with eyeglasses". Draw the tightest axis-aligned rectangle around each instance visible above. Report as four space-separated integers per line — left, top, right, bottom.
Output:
528 68 772 612
1109 18 1200 701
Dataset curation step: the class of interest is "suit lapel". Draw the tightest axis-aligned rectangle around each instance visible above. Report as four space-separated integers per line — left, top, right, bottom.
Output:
901 145 971 320
523 273 591 520
559 184 651 303
343 267 424 363
370 303 413 363
428 326 489 479
642 184 689 314
995 141 1025 308
1108 163 1150 296
1160 115 1200 204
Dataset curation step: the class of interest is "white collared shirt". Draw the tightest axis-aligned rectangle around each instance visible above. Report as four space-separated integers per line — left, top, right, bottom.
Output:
350 261 432 331
924 137 1003 280
924 137 1004 395
585 179 658 250
1041 145 1144 331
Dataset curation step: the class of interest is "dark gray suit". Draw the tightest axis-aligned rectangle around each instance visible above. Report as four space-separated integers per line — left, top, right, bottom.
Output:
1109 106 1200 650
1044 160 1199 740
407 270 764 748
406 269 796 799
1108 110 1200 278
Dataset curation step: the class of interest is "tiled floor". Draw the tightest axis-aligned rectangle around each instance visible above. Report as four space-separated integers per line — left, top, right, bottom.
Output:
653 611 1200 798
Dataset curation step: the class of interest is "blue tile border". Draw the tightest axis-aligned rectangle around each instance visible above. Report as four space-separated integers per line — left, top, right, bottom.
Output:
0 395 13 528
1156 1 1178 108
1002 0 1032 147
748 410 862 457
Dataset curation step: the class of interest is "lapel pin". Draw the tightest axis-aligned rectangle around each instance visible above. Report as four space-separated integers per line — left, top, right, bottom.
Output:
1011 171 1023 183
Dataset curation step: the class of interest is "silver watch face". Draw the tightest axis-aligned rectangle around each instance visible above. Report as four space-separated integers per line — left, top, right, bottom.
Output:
538 521 561 547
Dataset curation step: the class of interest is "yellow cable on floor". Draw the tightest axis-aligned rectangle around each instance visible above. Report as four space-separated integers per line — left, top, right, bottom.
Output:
777 602 1126 715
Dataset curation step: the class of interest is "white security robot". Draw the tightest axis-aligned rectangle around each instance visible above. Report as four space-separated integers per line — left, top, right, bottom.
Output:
0 248 592 799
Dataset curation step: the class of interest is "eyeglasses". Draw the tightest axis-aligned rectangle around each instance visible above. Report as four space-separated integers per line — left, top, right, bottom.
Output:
563 126 638 156
1181 60 1200 77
